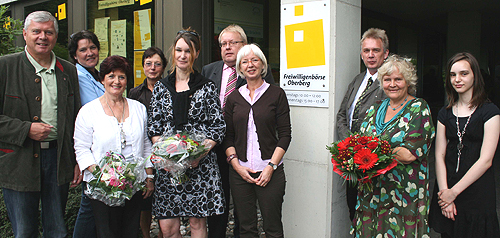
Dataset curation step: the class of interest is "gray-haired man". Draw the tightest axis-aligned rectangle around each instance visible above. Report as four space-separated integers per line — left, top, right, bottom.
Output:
0 11 81 237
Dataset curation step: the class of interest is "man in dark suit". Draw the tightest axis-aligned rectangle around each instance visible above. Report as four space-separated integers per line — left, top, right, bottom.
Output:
201 24 274 238
336 28 389 221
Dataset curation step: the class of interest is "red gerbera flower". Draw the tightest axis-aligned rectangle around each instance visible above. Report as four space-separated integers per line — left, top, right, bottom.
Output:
354 148 379 171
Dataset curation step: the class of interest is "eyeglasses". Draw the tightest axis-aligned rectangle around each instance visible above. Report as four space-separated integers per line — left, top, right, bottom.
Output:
177 30 199 37
220 41 244 48
144 62 163 68
241 58 260 66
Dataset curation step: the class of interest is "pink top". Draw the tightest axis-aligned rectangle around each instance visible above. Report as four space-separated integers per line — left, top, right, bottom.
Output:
238 81 280 172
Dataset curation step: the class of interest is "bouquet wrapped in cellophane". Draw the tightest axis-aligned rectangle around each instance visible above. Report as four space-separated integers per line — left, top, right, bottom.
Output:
149 131 211 184
326 134 398 192
85 151 146 206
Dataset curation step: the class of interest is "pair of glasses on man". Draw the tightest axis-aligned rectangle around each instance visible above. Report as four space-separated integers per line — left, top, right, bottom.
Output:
144 62 163 68
219 41 244 48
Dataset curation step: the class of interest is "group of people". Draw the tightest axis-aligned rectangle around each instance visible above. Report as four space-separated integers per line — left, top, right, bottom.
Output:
0 11 290 238
338 28 500 237
1 10 500 238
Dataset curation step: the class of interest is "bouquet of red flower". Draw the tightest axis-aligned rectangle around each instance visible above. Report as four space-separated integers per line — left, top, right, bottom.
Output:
326 134 398 192
85 151 147 206
149 131 211 184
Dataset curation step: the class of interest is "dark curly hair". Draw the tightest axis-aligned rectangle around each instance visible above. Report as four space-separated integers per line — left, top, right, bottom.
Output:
99 55 133 82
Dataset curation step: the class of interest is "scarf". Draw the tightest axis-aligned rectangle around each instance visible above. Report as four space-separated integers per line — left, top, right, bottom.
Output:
375 98 412 135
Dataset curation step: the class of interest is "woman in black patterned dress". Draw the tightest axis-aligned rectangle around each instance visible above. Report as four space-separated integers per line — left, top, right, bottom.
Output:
148 28 226 238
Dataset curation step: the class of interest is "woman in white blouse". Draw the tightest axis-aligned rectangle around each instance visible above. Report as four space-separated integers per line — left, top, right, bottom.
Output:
74 55 153 238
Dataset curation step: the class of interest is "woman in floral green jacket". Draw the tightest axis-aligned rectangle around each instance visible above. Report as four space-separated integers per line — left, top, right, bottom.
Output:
352 55 435 238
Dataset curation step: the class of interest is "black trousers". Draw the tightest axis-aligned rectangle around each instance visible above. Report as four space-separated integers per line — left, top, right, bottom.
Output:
346 184 358 221
229 164 286 238
207 146 231 238
90 192 142 238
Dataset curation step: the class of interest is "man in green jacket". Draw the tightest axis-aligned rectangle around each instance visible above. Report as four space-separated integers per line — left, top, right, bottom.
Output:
0 11 81 237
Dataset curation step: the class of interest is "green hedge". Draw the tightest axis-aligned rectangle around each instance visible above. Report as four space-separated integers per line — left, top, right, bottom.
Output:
0 186 82 237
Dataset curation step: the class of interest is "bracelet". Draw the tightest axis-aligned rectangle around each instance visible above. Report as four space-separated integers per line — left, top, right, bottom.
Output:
226 154 238 164
146 174 154 179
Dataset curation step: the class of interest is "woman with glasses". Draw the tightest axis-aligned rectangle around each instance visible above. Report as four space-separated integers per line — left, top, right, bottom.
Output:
148 28 226 238
130 47 167 112
74 55 154 238
223 44 291 238
129 46 167 238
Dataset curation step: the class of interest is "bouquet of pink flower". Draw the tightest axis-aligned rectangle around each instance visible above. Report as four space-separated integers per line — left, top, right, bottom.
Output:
85 151 146 206
150 131 211 184
326 134 398 192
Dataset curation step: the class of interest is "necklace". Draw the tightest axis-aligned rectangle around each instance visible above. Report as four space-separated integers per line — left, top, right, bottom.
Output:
455 104 474 172
389 95 409 111
105 96 126 149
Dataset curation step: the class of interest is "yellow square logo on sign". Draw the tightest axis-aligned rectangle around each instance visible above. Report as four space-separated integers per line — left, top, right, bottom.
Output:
295 5 303 16
284 19 325 69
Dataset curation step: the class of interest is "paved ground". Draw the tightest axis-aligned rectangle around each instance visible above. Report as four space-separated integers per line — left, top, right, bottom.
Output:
149 200 265 238
148 145 500 238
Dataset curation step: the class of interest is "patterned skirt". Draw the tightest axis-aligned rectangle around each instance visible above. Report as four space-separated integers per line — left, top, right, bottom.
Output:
153 151 225 218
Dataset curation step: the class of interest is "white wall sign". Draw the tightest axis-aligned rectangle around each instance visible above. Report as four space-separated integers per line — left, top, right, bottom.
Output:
280 1 329 108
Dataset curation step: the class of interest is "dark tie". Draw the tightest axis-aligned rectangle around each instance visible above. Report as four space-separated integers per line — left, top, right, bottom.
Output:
223 67 237 108
352 77 373 119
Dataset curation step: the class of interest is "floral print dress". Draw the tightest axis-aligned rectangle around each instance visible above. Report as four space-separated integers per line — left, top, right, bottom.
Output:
352 98 435 238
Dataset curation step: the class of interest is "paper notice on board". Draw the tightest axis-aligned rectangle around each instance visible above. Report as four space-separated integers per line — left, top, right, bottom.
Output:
111 20 127 57
97 42 109 71
133 9 151 50
134 50 146 87
94 17 109 42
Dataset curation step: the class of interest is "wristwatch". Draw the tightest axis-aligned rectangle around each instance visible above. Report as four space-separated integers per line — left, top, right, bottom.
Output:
227 154 238 163
146 174 154 180
268 162 278 170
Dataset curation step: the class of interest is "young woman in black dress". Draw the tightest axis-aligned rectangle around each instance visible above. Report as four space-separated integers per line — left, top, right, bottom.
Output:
429 52 500 238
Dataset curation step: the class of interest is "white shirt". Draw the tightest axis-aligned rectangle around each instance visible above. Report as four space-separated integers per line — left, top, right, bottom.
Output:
348 70 378 129
74 98 153 182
